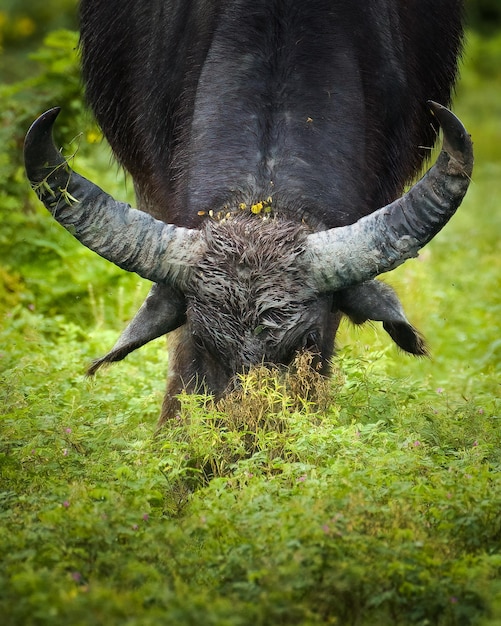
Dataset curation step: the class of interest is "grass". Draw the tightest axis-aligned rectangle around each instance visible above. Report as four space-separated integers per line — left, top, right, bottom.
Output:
0 30 500 625
1 327 500 624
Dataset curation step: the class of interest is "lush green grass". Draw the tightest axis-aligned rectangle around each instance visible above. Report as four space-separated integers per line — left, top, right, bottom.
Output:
0 30 500 625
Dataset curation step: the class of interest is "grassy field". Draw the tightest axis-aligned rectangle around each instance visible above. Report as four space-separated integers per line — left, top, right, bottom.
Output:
0 29 500 625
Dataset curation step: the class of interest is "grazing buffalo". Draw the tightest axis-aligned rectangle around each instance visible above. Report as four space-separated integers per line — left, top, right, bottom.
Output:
24 0 473 425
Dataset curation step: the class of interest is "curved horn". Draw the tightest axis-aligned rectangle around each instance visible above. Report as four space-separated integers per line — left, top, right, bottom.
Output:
24 108 200 288
307 102 473 291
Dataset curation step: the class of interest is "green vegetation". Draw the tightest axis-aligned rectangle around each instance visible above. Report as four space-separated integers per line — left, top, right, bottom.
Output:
1 21 500 626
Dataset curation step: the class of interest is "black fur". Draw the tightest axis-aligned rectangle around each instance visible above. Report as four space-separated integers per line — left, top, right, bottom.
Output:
80 0 464 226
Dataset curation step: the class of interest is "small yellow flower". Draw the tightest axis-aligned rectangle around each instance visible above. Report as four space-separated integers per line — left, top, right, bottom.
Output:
86 129 102 144
239 203 247 210
15 16 36 38
251 202 263 214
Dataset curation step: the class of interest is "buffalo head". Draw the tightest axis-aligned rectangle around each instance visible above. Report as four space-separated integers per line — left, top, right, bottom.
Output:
24 103 473 415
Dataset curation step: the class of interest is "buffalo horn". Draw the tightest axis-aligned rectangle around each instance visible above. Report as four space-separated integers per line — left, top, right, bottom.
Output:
24 108 200 288
307 102 473 291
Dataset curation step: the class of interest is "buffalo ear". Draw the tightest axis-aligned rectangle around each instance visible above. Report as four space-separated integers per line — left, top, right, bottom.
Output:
87 283 186 375
332 280 428 356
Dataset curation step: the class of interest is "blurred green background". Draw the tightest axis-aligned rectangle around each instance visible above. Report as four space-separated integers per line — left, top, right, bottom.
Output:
0 0 77 82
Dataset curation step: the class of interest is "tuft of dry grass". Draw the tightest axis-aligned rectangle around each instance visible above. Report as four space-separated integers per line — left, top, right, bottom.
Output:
165 352 344 485
218 351 340 429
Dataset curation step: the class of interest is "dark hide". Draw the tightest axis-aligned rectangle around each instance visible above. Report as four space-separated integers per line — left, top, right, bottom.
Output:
78 0 465 422
80 0 464 225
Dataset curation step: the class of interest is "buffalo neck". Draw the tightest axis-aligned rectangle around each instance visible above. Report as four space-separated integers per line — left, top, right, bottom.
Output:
184 0 370 228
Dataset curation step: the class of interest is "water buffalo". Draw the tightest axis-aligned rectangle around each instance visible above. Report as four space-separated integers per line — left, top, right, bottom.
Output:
24 1 473 425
